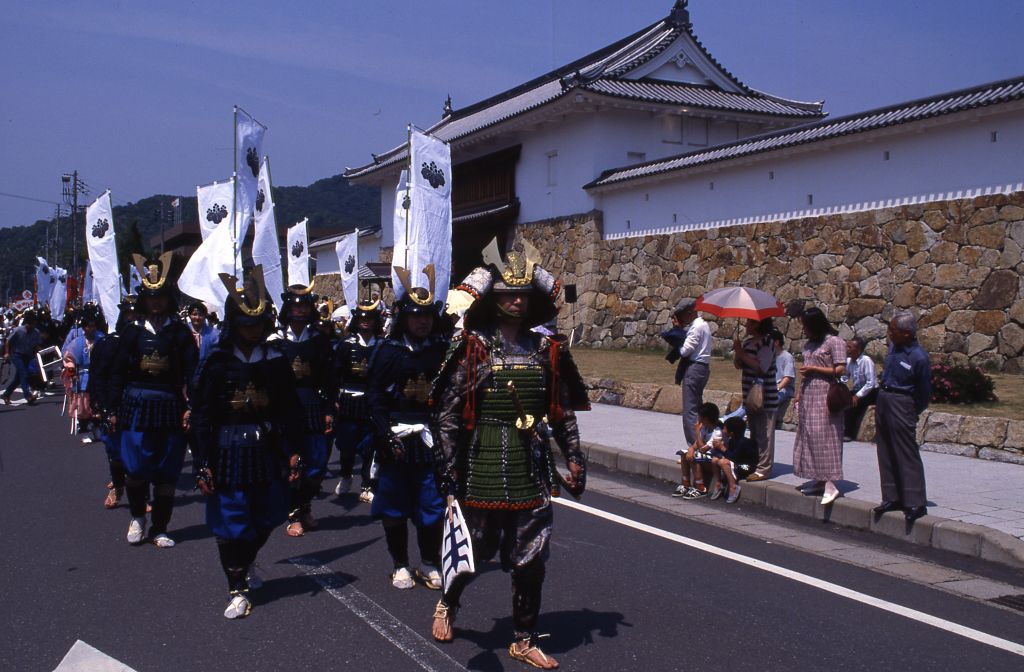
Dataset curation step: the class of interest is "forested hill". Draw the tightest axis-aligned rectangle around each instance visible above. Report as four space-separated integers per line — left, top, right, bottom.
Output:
0 174 379 299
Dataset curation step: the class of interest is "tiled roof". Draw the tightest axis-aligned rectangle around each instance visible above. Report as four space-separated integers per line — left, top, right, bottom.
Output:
586 74 1024 190
308 224 381 250
583 78 822 118
345 4 821 181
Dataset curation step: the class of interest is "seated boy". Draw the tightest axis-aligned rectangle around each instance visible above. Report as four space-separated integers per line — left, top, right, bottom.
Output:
710 416 758 504
672 402 722 499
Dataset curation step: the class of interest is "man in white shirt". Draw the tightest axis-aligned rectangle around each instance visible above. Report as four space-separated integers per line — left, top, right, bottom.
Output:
844 336 878 440
666 299 712 446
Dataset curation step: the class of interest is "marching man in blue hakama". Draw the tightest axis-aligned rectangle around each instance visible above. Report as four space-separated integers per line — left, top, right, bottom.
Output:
192 266 303 619
110 253 198 548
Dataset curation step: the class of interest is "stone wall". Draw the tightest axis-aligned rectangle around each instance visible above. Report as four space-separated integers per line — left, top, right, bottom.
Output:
517 193 1024 371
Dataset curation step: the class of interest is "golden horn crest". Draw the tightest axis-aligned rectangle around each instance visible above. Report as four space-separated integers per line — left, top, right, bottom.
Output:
218 265 268 317
132 252 174 291
393 264 436 306
483 237 535 287
289 277 316 296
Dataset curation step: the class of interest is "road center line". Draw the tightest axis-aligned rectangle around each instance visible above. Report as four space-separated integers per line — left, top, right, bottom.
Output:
554 498 1024 658
288 556 468 672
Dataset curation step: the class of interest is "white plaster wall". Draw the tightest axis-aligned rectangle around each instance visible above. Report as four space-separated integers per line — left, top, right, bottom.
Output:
312 235 384 274
599 107 1024 237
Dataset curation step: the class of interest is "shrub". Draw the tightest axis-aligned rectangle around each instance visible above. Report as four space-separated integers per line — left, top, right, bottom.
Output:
930 361 997 404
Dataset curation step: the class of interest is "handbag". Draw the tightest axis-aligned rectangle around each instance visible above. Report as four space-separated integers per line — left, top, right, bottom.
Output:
745 379 764 413
827 380 853 414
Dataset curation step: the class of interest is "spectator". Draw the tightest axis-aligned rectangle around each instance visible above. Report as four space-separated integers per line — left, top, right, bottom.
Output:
672 402 722 499
733 318 777 481
772 330 796 422
843 336 878 441
2 310 42 405
710 416 759 504
792 307 847 505
874 311 932 522
663 299 712 449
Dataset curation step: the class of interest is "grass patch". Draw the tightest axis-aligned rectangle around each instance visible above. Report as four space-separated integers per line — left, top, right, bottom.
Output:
570 345 1024 420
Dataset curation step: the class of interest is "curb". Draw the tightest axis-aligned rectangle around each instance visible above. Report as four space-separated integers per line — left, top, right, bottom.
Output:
582 441 1024 571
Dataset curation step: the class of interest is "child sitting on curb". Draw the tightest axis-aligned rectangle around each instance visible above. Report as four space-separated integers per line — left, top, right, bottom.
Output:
709 416 759 504
673 403 722 499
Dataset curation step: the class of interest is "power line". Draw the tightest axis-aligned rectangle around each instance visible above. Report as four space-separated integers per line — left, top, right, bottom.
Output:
0 190 61 206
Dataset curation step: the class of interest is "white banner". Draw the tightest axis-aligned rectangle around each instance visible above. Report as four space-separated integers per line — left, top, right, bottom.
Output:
127 265 142 296
235 107 266 245
49 266 67 321
84 192 120 331
178 208 239 315
252 157 284 311
287 218 309 287
390 169 409 299
35 257 55 306
82 261 95 305
196 179 235 241
335 229 359 309
403 130 452 304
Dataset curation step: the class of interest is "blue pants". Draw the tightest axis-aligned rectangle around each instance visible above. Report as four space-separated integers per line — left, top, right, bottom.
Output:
120 429 186 484
294 434 330 480
4 354 33 398
207 479 289 540
371 462 445 527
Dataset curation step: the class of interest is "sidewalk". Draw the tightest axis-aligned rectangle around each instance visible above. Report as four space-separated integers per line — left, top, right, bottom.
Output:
577 403 1024 568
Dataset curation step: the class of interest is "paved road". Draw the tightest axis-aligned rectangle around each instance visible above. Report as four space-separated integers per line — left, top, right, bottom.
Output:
3 398 1024 671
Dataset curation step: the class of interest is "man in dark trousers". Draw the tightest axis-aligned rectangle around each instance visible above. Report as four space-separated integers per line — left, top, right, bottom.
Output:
873 311 932 522
663 299 712 447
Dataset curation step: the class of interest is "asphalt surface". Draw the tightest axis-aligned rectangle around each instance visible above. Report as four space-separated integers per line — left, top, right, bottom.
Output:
2 396 1024 672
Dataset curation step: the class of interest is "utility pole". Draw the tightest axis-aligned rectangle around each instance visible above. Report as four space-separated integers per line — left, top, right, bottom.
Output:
62 171 89 278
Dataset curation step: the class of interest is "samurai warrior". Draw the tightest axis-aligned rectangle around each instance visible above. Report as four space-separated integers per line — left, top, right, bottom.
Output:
268 281 336 537
333 296 386 502
430 239 589 669
88 296 137 509
110 253 198 548
368 265 449 591
192 267 302 619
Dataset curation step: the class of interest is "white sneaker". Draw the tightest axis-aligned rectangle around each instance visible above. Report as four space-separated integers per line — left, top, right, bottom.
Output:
359 488 374 504
247 565 263 590
334 476 353 496
152 533 175 548
223 593 252 619
417 565 443 590
391 567 415 590
127 517 146 544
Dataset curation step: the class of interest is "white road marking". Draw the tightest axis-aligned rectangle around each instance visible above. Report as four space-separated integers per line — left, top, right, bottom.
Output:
554 498 1024 658
289 556 467 672
53 640 137 672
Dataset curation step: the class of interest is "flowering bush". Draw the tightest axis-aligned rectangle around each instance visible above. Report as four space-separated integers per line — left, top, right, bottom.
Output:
930 361 997 404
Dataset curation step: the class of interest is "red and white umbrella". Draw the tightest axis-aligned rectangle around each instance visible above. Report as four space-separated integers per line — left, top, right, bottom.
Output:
695 286 785 321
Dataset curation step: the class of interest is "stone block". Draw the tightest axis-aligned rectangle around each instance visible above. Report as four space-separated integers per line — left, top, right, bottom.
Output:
933 263 970 289
764 483 818 517
957 416 1007 447
966 332 994 356
974 311 1006 335
917 325 945 352
931 520 982 558
893 283 916 307
870 510 935 546
622 383 661 410
959 246 982 265
998 323 1024 356
615 451 651 477
858 275 882 298
853 316 886 339
905 220 939 253
928 240 959 264
1004 420 1024 450
652 384 682 415
944 310 975 333
966 222 1007 248
923 412 963 443
918 305 949 329
947 290 973 310
802 238 827 255
978 448 1024 465
915 286 946 308
857 411 877 441
974 269 1019 309
979 530 1024 569
648 457 680 484
582 443 619 470
999 204 1024 221
736 481 768 506
820 498 874 531
920 442 979 458
848 298 886 320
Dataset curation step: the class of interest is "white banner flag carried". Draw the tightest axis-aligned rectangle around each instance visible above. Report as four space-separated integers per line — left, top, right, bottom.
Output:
196 179 235 241
82 261 95 304
35 257 54 306
84 192 121 330
287 218 309 287
405 129 452 305
235 107 266 246
335 229 359 309
178 179 241 315
49 266 68 321
390 170 409 299
252 157 284 311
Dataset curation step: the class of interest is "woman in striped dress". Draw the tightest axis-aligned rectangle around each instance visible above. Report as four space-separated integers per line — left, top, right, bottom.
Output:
792 307 847 505
733 318 778 480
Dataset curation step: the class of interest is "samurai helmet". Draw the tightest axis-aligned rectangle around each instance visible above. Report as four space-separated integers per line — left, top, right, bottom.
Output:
456 237 560 329
131 252 176 296
279 279 318 325
219 265 275 339
392 264 441 315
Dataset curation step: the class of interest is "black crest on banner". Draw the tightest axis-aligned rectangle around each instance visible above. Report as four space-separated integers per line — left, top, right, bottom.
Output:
420 161 445 189
256 188 265 213
246 147 259 177
344 255 356 274
291 240 304 258
91 219 110 239
206 204 228 224
402 193 411 210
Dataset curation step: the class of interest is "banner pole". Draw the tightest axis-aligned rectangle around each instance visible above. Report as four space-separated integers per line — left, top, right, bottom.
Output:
232 106 239 278
404 125 412 271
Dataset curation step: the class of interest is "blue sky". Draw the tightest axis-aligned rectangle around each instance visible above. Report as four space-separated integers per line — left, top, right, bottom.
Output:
2 0 1022 228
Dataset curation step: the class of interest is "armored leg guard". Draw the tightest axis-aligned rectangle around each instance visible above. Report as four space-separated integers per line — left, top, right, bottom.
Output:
149 484 176 536
416 520 443 568
125 478 148 519
382 517 410 569
511 557 546 640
